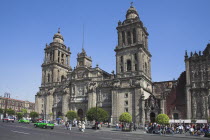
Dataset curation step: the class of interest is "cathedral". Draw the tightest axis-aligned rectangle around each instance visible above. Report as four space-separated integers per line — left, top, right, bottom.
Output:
35 4 210 124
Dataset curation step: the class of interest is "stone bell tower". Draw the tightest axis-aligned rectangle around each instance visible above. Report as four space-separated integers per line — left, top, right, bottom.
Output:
35 29 71 120
115 4 151 80
41 28 71 87
112 4 153 125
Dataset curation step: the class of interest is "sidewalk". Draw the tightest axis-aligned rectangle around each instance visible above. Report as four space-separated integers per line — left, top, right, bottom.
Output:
98 127 209 139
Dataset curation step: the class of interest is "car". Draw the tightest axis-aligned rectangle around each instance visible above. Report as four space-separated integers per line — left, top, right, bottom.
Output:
18 119 30 124
2 116 15 123
34 120 54 129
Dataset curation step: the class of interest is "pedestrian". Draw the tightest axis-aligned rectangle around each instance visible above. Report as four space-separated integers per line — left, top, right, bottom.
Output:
65 122 68 130
69 120 72 130
116 123 119 130
134 123 137 131
78 121 81 131
81 121 85 132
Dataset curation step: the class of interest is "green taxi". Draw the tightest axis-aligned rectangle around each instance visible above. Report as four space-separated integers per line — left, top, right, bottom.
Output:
34 121 54 129
18 119 30 124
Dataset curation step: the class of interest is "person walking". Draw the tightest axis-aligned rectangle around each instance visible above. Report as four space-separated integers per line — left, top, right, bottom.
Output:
81 121 85 132
69 120 72 130
78 121 81 131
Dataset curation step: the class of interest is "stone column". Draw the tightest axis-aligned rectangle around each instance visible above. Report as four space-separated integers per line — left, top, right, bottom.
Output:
67 55 69 66
118 31 122 46
141 95 145 126
160 98 166 114
137 28 141 43
88 92 96 109
186 88 192 119
125 32 128 46
138 51 142 73
192 94 197 119
62 93 70 119
116 56 120 76
54 50 58 62
45 71 48 84
202 96 206 119
131 31 133 44
206 95 209 119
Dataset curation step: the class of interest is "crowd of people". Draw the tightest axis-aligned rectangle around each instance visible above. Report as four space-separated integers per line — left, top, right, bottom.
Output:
145 123 210 137
64 120 86 132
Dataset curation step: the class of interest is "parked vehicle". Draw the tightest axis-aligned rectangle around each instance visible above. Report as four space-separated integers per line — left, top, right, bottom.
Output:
2 116 15 123
34 120 54 129
18 119 30 124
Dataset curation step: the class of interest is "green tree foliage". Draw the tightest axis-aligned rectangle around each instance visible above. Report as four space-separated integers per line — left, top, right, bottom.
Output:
7 108 15 116
17 112 23 120
66 110 78 121
0 108 3 114
156 114 169 125
30 112 39 119
119 112 132 123
86 107 108 122
21 109 28 117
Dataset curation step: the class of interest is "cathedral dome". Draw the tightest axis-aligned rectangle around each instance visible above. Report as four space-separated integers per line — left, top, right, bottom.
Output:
126 5 139 20
53 28 64 44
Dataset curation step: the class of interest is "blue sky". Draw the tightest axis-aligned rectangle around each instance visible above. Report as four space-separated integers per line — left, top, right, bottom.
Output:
0 0 209 102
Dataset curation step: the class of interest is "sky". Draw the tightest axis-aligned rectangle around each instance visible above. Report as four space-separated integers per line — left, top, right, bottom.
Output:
0 0 209 102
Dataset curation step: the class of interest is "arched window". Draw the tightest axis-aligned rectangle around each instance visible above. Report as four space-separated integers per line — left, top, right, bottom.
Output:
61 75 65 81
122 31 125 45
121 66 123 72
127 31 131 45
48 73 50 83
133 28 136 43
145 62 147 74
127 60 131 71
120 56 123 63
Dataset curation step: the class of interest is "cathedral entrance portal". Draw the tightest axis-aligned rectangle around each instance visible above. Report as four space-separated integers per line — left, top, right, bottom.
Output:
150 112 156 123
78 109 83 120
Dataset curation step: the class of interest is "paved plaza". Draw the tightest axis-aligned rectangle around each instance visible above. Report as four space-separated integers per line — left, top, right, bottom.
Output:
0 121 208 140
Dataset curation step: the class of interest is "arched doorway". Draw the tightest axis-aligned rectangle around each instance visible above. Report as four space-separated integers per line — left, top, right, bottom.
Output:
78 109 83 120
150 112 156 123
173 113 179 119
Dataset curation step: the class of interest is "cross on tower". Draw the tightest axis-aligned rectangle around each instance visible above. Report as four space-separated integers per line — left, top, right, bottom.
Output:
131 2 133 7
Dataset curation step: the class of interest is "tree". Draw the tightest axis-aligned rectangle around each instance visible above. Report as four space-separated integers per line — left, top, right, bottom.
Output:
156 114 169 125
30 111 39 119
86 107 108 122
21 109 28 117
7 108 15 116
66 110 77 121
0 108 3 114
119 112 132 123
17 112 23 120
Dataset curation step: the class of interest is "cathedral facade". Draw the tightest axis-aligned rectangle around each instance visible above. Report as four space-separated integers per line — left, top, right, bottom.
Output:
35 5 210 124
35 5 156 124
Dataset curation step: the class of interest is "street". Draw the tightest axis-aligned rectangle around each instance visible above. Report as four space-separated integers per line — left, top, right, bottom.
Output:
0 121 207 140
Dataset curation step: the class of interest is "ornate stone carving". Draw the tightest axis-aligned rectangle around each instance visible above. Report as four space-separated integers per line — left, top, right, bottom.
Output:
88 82 97 93
113 79 121 88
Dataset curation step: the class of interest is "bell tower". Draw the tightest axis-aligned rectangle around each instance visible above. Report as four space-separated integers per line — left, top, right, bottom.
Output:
41 29 71 87
115 4 151 80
